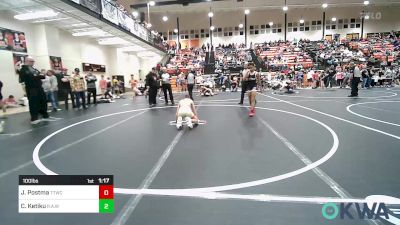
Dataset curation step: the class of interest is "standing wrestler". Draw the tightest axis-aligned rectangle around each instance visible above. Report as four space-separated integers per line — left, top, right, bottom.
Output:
242 63 260 117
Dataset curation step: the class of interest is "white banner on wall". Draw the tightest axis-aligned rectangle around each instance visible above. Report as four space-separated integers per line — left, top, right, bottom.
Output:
101 0 118 25
96 0 154 44
126 16 135 33
118 10 128 30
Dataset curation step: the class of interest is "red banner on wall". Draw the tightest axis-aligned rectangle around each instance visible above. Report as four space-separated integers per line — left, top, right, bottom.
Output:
0 27 27 53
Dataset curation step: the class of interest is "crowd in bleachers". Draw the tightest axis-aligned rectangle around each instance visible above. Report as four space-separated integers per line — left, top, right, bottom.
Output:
166 48 206 75
254 40 314 71
305 36 399 69
250 33 400 91
263 62 399 92
214 43 252 70
161 33 399 94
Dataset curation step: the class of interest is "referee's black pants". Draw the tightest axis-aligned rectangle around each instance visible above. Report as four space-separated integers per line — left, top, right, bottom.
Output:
350 77 360 96
239 81 248 104
162 83 174 104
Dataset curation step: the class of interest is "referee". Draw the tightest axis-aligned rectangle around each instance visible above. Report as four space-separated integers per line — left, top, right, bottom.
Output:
348 62 361 97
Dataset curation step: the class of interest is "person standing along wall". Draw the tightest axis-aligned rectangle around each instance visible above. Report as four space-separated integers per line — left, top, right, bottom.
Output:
70 68 87 109
85 73 97 105
55 68 75 110
18 57 50 124
49 70 60 111
42 70 60 112
99 75 107 96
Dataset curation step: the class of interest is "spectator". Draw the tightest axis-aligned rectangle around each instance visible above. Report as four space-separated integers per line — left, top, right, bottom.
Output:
104 77 114 100
99 75 107 96
112 77 119 96
129 75 136 90
3 95 18 108
307 69 314 88
43 70 60 112
361 65 370 89
56 68 75 110
342 68 351 88
1 95 19 118
336 70 344 88
118 79 125 94
70 68 87 109
85 72 97 105
325 65 335 88
129 75 141 97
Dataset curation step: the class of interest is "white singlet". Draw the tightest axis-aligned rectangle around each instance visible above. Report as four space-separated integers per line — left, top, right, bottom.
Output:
178 98 194 117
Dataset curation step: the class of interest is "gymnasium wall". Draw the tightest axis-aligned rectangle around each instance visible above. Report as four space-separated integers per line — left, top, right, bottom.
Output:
150 5 400 46
0 14 158 99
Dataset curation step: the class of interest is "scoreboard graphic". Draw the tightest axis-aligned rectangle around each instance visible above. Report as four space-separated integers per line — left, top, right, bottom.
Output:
18 175 114 213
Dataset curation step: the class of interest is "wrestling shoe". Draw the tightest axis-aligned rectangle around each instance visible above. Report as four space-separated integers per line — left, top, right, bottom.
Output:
176 117 183 130
249 108 255 117
185 117 193 129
